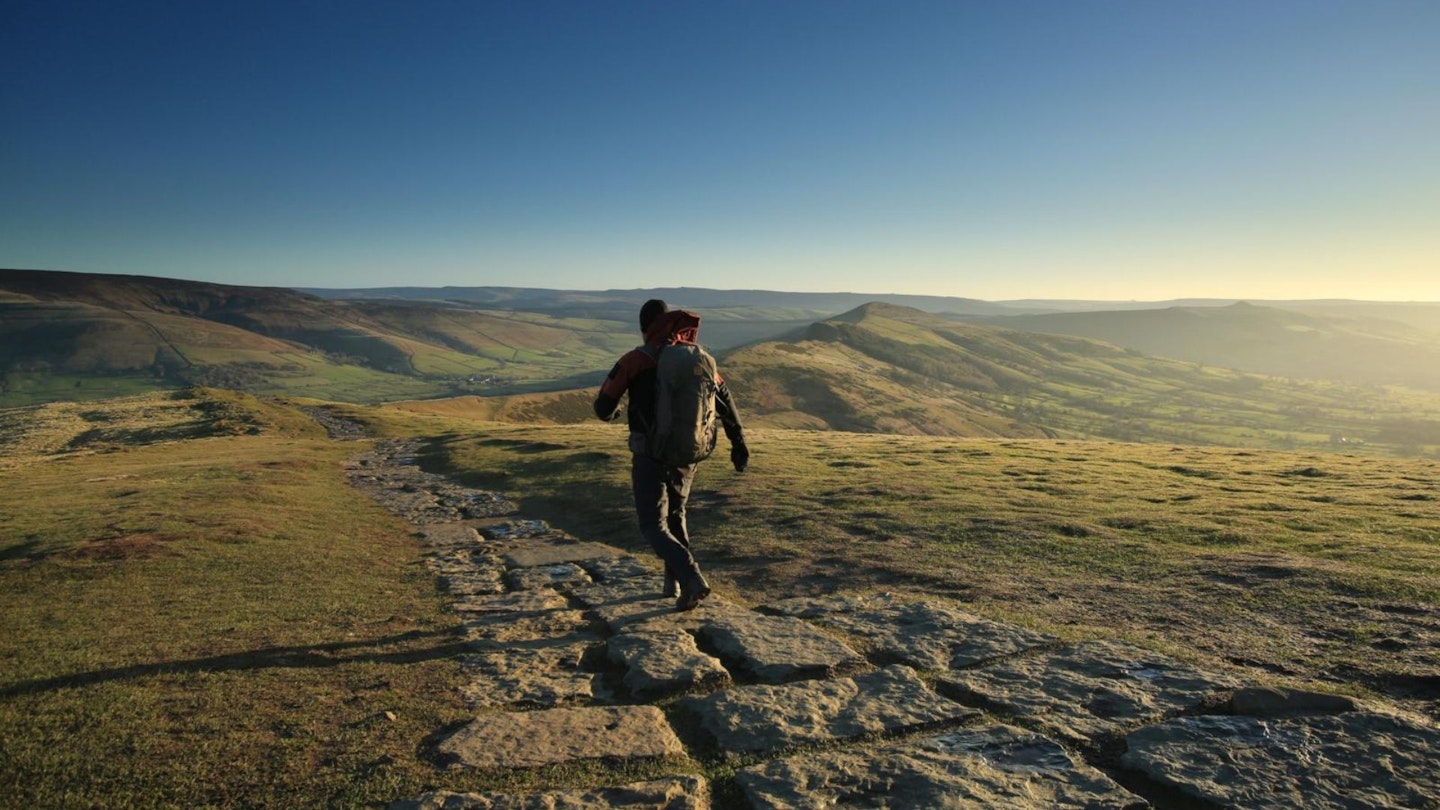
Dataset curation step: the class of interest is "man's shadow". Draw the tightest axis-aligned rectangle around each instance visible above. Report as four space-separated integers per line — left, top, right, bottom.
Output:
1 628 470 698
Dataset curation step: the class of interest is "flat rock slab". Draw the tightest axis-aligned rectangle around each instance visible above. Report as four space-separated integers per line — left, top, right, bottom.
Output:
484 520 559 541
738 724 1145 809
681 665 977 756
939 640 1238 743
435 706 685 769
451 590 570 617
505 563 592 591
462 611 597 648
503 542 622 568
609 626 732 698
1124 712 1440 809
765 593 1054 669
579 555 656 582
460 643 606 708
389 776 709 810
696 613 867 683
418 524 482 548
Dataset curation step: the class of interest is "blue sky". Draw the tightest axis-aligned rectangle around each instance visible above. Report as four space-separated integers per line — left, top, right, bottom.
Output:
3 1 1437 300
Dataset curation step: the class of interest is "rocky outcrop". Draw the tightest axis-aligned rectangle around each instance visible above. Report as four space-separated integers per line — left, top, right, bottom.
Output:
1123 711 1440 809
938 640 1239 743
681 665 977 756
738 725 1146 809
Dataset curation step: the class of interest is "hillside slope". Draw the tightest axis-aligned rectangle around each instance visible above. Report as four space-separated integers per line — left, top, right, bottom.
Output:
0 269 634 405
722 303 1440 451
988 303 1440 390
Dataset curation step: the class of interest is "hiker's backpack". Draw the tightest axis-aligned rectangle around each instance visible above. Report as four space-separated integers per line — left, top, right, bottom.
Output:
640 343 720 466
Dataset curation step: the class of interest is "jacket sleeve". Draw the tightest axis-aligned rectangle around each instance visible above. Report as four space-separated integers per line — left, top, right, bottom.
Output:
594 361 624 421
715 377 746 445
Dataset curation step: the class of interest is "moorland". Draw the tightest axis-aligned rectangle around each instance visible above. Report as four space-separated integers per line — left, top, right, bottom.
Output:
3 269 1440 806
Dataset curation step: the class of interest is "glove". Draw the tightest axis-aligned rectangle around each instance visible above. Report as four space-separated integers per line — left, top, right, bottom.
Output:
731 442 749 473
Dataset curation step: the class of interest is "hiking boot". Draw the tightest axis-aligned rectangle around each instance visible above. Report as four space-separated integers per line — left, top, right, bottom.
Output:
676 574 711 612
662 569 680 599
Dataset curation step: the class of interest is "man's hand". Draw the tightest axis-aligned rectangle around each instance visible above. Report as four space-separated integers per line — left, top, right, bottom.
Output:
731 441 749 473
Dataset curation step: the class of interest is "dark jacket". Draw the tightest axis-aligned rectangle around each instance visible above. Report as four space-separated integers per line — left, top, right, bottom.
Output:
594 309 745 446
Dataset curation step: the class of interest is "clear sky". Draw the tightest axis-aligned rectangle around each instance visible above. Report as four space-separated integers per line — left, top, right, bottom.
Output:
3 1 1437 300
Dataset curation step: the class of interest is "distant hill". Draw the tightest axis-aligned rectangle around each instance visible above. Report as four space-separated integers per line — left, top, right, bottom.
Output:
298 285 1052 355
983 302 1440 390
409 302 1440 452
719 303 1440 450
0 269 634 405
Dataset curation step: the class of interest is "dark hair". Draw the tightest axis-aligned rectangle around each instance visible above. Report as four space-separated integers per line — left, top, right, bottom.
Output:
639 299 668 332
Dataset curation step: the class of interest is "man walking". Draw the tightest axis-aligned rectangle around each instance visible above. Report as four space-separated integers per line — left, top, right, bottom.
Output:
594 299 749 611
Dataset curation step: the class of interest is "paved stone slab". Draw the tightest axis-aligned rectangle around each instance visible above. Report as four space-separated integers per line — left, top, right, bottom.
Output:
417 524 482 548
579 555 655 582
484 520 559 541
460 643 606 708
428 551 507 596
938 640 1239 744
431 487 517 519
462 612 597 648
388 776 709 810
695 613 867 683
765 593 1054 669
738 724 1146 809
503 542 622 568
1123 712 1440 809
505 563 592 591
451 589 570 616
608 626 731 698
681 665 976 756
435 706 685 769
569 576 684 630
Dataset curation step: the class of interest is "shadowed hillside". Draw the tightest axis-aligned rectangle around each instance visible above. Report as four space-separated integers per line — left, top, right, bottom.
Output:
987 302 1440 390
0 269 634 405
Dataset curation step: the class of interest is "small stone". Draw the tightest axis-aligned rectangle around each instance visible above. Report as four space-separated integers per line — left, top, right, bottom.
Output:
681 665 977 756
1123 712 1440 809
696 613 867 683
382 710 398 722
738 725 1145 809
434 706 685 769
387 776 709 810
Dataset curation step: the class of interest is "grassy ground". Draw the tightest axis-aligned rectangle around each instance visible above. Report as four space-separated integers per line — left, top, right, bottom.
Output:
0 391 556 808
412 417 1440 720
5 391 1437 806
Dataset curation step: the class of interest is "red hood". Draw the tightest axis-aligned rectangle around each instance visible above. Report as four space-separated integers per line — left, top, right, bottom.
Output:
643 309 700 347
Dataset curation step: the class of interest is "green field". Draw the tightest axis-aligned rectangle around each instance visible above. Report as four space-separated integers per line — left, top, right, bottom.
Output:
3 391 1437 806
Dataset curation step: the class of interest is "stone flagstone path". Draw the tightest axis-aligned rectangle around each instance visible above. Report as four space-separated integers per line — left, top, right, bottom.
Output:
320 419 1440 810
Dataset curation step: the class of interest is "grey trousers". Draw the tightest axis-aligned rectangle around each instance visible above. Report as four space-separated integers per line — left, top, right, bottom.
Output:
630 452 701 583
